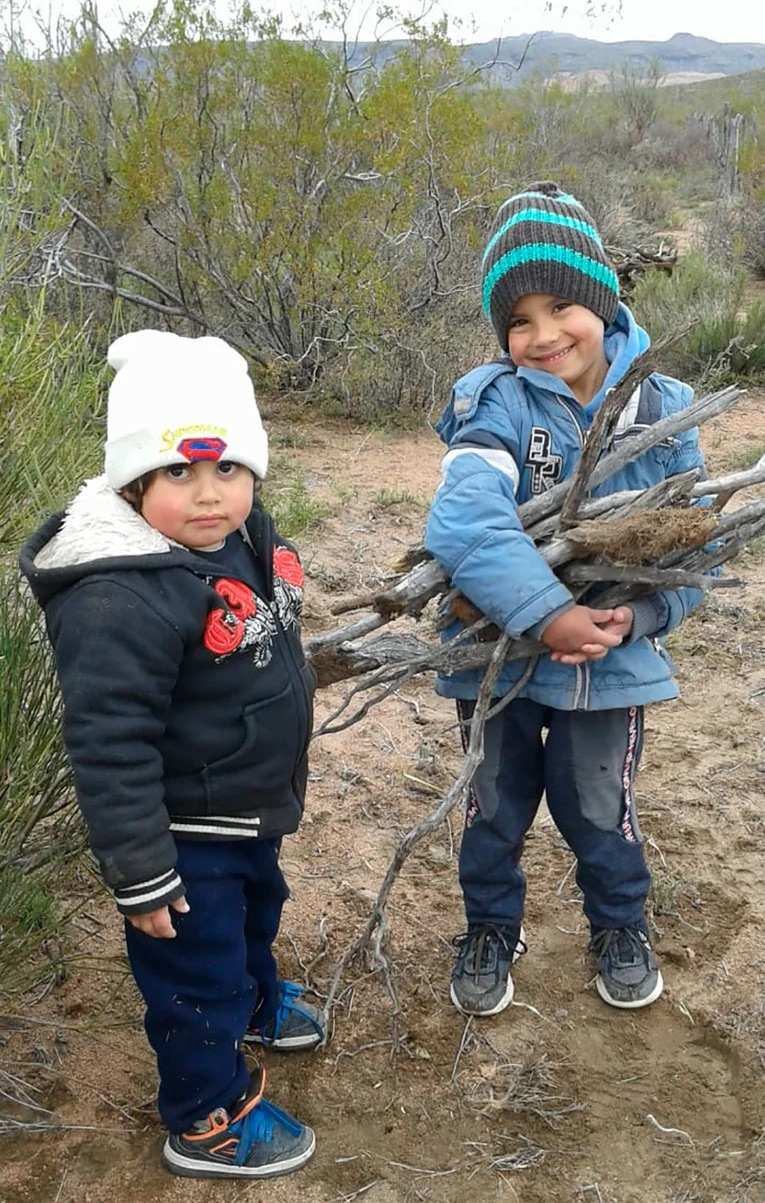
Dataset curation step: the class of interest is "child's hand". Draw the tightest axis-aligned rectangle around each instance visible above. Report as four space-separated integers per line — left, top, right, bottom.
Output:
542 605 624 665
595 606 634 642
127 896 190 939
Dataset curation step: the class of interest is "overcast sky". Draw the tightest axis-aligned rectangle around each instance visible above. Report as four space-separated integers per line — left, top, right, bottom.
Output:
300 0 765 46
15 0 765 45
344 1 763 45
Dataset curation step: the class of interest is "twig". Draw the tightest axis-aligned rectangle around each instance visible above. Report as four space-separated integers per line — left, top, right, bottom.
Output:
556 858 577 896
403 773 443 795
522 383 744 527
558 343 662 528
451 1017 475 1083
561 564 737 591
332 1040 394 1070
382 1159 459 1177
645 1113 694 1145
307 396 757 693
329 1182 383 1203
320 648 535 1039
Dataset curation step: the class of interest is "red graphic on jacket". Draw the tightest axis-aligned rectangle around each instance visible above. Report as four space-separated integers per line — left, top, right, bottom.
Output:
273 547 304 589
213 576 258 620
203 551 303 664
204 606 246 656
272 548 304 632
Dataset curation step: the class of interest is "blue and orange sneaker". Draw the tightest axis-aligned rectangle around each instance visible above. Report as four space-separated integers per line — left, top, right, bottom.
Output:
244 980 325 1051
162 1067 314 1179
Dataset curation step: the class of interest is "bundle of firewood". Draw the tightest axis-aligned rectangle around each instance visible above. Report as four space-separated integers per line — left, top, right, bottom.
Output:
305 349 765 1031
306 351 764 737
606 242 678 293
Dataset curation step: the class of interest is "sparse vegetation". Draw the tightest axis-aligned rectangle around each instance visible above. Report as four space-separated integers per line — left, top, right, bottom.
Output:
266 474 330 538
1 8 765 1200
631 254 765 384
372 487 421 509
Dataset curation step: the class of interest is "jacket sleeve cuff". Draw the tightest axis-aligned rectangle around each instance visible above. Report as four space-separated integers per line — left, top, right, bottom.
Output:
113 869 185 916
627 595 670 643
525 600 576 640
504 581 575 639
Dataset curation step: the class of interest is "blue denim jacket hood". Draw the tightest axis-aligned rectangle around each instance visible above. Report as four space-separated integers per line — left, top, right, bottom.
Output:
425 302 707 710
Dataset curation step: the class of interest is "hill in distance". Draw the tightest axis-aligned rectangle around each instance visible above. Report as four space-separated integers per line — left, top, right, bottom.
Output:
328 30 765 87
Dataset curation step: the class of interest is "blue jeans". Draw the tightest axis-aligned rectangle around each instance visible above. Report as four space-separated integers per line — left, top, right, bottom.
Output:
125 837 287 1133
457 699 650 932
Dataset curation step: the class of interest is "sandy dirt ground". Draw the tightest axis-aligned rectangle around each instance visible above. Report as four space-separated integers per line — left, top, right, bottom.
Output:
2 391 764 1203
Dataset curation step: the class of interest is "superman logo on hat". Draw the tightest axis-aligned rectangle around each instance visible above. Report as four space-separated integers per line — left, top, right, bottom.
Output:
176 436 228 462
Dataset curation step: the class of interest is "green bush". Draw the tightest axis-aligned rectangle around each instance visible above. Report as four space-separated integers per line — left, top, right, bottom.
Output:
685 301 765 382
630 252 765 384
265 474 329 538
0 862 59 996
627 170 678 229
1 307 105 551
0 564 83 992
0 570 75 862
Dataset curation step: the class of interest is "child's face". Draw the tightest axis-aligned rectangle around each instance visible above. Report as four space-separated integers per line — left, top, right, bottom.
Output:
141 460 254 550
507 294 607 399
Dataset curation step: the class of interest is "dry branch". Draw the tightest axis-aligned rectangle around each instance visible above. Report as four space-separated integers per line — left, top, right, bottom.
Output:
320 649 535 1038
557 330 691 529
317 383 744 636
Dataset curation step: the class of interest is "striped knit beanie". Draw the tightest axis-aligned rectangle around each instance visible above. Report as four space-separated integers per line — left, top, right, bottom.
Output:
482 181 620 350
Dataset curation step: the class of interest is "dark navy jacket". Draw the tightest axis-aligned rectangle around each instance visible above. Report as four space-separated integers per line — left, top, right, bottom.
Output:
20 476 315 914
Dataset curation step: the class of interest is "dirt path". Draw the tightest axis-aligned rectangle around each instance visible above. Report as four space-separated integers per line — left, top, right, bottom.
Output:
2 395 764 1203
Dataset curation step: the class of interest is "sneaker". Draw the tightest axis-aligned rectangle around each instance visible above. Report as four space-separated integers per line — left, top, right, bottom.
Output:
590 926 664 1009
450 925 526 1016
244 980 324 1051
162 1067 315 1179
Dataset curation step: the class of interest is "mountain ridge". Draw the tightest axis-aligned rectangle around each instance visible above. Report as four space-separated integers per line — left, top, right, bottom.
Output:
328 30 765 85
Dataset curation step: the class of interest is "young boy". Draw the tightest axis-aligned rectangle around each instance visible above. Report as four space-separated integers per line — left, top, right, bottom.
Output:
425 182 708 1017
21 330 322 1178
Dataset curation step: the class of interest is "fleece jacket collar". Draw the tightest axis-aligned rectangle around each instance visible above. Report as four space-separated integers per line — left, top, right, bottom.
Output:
20 474 268 609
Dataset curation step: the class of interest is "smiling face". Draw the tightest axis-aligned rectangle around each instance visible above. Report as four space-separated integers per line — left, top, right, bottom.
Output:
507 293 609 405
139 460 255 550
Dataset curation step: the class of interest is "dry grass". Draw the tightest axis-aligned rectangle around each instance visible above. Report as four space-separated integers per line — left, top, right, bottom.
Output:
459 1043 582 1129
567 508 717 565
713 990 765 1069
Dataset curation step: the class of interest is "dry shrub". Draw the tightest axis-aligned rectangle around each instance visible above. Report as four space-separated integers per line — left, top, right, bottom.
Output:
463 1049 582 1128
566 508 717 565
714 994 765 1069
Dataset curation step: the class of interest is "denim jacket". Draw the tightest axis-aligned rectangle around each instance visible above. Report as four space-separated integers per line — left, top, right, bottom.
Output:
425 303 708 710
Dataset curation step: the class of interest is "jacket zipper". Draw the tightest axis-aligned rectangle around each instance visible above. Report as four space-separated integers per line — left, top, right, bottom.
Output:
273 607 313 759
572 662 591 710
554 396 585 449
558 396 588 712
265 519 313 757
202 519 313 762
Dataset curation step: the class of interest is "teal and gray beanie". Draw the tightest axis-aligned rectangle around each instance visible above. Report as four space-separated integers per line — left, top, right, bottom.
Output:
481 181 621 349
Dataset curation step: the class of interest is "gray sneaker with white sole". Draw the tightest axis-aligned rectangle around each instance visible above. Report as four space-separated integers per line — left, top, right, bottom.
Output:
590 925 664 1009
450 925 527 1016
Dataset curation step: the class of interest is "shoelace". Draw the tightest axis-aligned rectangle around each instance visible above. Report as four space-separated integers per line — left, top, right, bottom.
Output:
590 927 650 968
453 927 518 980
268 980 323 1041
231 1098 303 1166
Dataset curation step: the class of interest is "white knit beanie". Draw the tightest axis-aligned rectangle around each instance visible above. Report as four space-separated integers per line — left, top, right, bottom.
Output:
104 330 269 490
